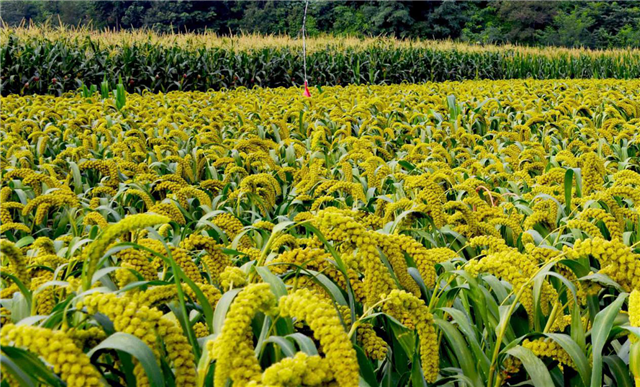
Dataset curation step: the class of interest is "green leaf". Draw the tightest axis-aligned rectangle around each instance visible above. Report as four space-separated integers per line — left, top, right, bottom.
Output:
1 346 63 387
580 273 624 292
398 160 416 172
301 222 357 324
254 315 273 359
14 236 34 249
301 269 348 306
0 354 36 387
434 318 481 387
286 333 319 355
603 355 633 387
407 267 428 298
68 161 83 194
388 317 415 357
590 293 627 387
571 167 583 197
439 308 489 378
101 75 109 98
255 266 287 300
355 345 379 387
630 341 640 386
0 272 32 308
91 266 121 285
88 333 164 387
213 288 242 334
410 352 428 387
263 336 296 357
505 346 555 386
571 300 586 352
564 168 574 215
178 270 215 332
545 333 590 386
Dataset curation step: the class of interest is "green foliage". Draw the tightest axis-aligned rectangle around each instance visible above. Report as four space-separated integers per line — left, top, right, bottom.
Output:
539 9 596 48
2 30 639 96
2 1 639 49
113 76 126 111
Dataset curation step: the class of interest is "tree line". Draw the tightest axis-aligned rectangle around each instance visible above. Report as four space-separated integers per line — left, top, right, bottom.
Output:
2 0 639 49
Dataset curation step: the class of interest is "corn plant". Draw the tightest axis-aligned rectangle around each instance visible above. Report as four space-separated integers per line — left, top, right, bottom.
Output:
2 27 640 96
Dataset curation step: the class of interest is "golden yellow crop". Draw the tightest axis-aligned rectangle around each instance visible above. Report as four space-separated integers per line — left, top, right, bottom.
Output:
1 78 639 386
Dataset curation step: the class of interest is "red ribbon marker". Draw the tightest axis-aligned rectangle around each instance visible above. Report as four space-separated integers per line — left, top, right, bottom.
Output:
303 80 311 97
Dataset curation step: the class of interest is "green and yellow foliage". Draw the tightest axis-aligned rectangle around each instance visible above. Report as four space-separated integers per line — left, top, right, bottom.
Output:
2 25 639 95
1 78 639 386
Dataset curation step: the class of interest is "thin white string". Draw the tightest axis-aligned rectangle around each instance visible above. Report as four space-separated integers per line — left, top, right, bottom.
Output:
302 0 309 83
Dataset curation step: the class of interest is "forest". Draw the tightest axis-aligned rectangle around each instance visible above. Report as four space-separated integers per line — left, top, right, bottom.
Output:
1 0 639 49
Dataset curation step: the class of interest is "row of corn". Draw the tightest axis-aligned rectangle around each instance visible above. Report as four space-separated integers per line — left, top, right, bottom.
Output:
1 79 639 386
2 26 640 96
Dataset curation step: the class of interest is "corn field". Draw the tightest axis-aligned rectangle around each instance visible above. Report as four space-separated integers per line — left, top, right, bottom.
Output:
2 26 640 96
1 78 639 387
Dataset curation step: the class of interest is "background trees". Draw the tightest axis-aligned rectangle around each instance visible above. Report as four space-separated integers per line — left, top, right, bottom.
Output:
1 0 638 48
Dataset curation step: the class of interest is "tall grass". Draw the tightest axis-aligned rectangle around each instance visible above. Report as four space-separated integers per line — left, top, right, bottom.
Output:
2 25 639 96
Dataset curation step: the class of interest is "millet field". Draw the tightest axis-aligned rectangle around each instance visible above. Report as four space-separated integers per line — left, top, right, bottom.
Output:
1 27 639 387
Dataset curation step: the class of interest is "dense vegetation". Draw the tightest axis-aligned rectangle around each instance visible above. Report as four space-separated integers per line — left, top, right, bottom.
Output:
2 0 639 49
2 27 639 96
2 4 640 384
1 79 640 386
